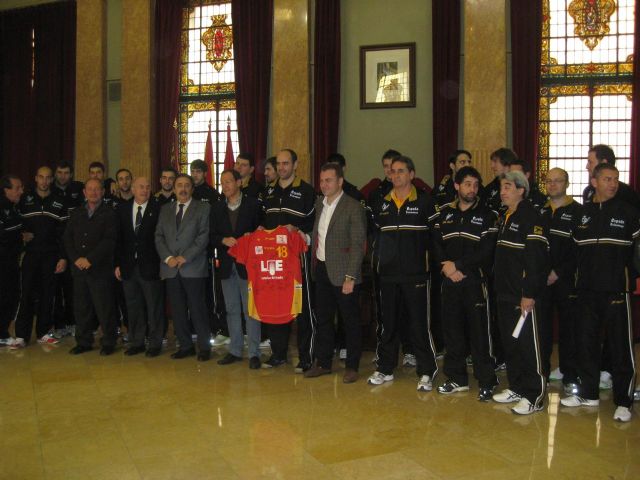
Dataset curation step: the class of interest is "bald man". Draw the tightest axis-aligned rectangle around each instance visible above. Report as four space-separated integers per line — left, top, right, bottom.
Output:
13 167 68 348
115 177 164 356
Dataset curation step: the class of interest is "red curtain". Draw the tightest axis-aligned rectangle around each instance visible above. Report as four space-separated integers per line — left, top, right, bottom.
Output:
432 0 461 183
629 0 640 189
232 0 273 184
313 0 340 187
510 1 542 171
154 0 183 180
0 2 75 181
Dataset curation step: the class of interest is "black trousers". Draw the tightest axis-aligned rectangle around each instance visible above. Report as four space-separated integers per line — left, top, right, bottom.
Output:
54 268 75 328
541 278 578 383
268 321 292 361
122 266 164 350
372 268 414 356
497 299 546 407
377 279 437 378
0 258 20 339
73 274 117 348
295 252 316 366
441 280 497 389
167 274 210 353
15 252 59 342
575 290 636 408
314 262 362 371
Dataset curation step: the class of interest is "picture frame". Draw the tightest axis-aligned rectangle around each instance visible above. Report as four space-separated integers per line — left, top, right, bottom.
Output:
359 42 416 109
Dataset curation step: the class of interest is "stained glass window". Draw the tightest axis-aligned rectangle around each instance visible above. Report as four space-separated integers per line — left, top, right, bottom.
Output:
178 1 238 188
538 0 634 199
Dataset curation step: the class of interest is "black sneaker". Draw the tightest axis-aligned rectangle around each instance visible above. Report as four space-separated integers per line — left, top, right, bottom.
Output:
477 386 495 402
437 379 470 395
262 356 286 369
294 361 311 374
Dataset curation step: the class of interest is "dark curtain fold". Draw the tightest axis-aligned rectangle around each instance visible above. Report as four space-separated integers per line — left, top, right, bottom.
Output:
629 0 640 189
313 0 340 187
232 0 273 184
510 2 542 172
432 0 461 183
154 0 183 180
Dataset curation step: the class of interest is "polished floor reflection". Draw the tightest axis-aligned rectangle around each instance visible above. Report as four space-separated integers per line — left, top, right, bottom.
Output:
1 338 638 479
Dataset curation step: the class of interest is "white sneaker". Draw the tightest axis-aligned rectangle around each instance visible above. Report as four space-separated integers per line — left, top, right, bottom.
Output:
511 398 543 415
211 334 230 347
367 371 394 385
492 389 522 403
613 406 632 422
259 339 271 349
38 333 60 345
402 353 416 367
599 371 613 390
634 390 640 402
0 337 15 347
549 367 563 381
52 328 68 339
560 395 599 407
417 375 433 392
9 338 26 350
339 348 347 360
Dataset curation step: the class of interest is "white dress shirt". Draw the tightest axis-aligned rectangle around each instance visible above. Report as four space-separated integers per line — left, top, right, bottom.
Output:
316 191 343 262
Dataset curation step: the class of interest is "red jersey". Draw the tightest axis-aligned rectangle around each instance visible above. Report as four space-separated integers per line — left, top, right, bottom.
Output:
229 226 308 324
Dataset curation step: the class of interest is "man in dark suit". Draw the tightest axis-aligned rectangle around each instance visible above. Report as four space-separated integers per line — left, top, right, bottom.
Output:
305 163 367 383
155 173 212 361
64 178 118 355
115 177 164 357
210 170 262 368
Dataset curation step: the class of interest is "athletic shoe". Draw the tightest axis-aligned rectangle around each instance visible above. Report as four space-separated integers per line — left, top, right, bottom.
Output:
38 333 60 345
9 338 26 350
613 406 632 422
0 337 16 347
563 382 580 395
466 356 473 366
339 348 347 360
634 390 640 402
494 362 507 372
417 375 433 392
162 338 169 347
261 356 286 369
478 386 495 402
492 389 522 403
560 395 599 407
437 380 469 394
367 371 394 385
211 334 230 347
52 328 68 340
549 367 564 381
294 361 311 374
511 398 543 415
599 371 613 390
402 353 416 367
259 339 271 349
435 351 445 361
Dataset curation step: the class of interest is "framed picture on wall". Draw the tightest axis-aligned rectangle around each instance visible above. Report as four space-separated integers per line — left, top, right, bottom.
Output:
360 42 416 109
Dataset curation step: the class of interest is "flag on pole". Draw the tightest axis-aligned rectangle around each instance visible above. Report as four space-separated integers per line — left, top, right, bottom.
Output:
204 119 214 185
223 117 235 171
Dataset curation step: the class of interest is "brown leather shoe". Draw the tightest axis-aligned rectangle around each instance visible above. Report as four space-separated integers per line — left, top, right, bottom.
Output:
304 364 332 378
343 369 359 384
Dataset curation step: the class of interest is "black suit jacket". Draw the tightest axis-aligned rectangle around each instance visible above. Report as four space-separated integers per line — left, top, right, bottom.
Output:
210 195 261 279
115 198 161 281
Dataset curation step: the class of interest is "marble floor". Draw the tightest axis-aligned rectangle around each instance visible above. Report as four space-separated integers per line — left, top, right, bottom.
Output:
1 336 638 480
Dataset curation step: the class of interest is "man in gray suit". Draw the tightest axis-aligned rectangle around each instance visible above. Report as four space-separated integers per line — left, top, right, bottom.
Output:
304 163 367 383
155 173 212 361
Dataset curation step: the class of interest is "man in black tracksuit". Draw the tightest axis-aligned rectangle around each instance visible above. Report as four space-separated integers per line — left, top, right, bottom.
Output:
483 148 518 214
492 171 550 415
368 156 439 391
261 148 316 370
14 167 69 346
191 159 222 204
539 168 582 394
432 167 498 401
561 163 638 422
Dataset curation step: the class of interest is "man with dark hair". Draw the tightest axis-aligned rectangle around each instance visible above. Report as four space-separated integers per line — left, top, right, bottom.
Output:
12 167 68 349
432 149 473 208
88 161 116 200
261 148 316 370
190 159 221 204
0 175 24 347
583 144 640 209
363 149 402 213
509 160 547 209
263 157 278 185
432 166 498 401
52 162 84 210
484 148 518 214
155 167 178 206
368 156 439 392
114 168 133 202
561 163 638 423
234 153 263 199
325 153 366 206
64 178 119 356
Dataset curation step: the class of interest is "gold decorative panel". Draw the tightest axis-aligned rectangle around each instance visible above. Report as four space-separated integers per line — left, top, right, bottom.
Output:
567 0 616 50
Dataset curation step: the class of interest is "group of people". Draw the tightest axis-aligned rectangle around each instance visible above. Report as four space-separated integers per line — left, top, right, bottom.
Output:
0 144 638 423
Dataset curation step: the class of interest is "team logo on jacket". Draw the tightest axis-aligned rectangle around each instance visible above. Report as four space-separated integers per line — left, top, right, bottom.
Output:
581 215 590 225
52 201 64 209
471 216 484 226
445 212 454 221
254 246 264 255
533 226 544 235
260 259 283 275
560 213 573 221
381 202 390 211
267 187 274 195
405 206 419 215
289 190 301 199
276 235 288 244
509 223 519 232
610 218 625 228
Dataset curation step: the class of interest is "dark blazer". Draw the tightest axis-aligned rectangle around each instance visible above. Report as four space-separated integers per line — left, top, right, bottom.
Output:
63 202 118 278
312 192 367 286
210 195 261 279
115 198 161 281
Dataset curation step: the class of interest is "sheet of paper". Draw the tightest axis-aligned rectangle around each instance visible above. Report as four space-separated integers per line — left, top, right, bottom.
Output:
512 313 527 338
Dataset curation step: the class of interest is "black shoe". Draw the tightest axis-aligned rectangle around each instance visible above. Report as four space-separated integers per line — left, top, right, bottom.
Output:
437 379 470 395
145 348 161 358
249 356 261 369
262 356 286 369
69 345 93 355
171 347 196 359
294 361 311 374
197 350 211 362
217 353 242 365
478 386 496 402
124 345 145 356
100 346 116 356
